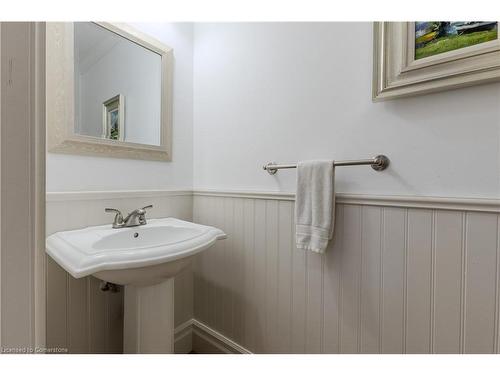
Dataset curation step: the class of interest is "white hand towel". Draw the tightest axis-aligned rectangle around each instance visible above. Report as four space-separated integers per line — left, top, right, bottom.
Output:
295 160 335 253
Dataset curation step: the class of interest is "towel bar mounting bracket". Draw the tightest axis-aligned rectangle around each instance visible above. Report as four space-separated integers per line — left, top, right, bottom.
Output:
264 162 279 175
371 154 389 171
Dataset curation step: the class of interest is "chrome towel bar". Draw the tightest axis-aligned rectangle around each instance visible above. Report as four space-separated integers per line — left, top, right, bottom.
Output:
263 154 390 175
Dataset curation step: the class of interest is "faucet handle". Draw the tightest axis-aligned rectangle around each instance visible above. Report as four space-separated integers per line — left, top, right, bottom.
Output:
105 208 124 228
135 205 153 215
120 205 153 227
138 205 152 221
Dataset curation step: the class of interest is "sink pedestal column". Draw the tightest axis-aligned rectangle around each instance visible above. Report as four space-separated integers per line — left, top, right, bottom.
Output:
123 278 174 354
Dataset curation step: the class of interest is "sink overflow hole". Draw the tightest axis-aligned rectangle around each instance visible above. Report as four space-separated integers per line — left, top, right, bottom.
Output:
133 232 139 238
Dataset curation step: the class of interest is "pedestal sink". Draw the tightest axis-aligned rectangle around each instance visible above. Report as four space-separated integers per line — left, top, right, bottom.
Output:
46 217 226 354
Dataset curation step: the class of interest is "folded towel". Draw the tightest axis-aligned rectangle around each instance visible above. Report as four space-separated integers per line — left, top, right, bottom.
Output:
295 160 335 253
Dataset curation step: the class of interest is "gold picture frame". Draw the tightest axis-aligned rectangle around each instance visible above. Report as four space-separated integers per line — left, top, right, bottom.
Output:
373 22 500 101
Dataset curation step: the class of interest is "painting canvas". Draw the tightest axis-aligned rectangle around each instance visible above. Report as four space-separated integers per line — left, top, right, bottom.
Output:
102 94 124 141
108 108 119 140
415 22 498 60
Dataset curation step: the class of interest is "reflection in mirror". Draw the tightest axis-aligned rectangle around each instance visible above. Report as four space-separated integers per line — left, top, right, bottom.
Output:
74 22 162 146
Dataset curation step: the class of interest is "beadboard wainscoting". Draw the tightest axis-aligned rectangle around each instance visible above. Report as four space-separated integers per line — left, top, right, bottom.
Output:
45 190 193 353
191 191 500 354
45 189 500 354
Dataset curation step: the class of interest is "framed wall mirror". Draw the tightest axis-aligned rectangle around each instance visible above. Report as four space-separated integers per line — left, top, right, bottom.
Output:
46 22 173 161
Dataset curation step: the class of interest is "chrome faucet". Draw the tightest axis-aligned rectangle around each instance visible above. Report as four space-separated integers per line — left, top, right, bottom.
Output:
105 205 153 229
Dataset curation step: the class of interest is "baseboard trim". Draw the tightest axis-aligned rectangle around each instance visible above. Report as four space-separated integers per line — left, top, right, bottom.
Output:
174 319 251 354
174 321 193 354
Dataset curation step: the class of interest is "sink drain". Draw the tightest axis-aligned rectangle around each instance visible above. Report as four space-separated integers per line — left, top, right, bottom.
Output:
133 232 139 238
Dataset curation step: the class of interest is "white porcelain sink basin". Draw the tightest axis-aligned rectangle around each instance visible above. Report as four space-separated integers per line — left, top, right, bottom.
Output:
46 216 226 354
46 217 226 285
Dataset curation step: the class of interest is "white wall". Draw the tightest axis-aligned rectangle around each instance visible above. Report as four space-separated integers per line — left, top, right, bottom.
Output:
49 22 500 197
47 22 193 192
193 23 500 199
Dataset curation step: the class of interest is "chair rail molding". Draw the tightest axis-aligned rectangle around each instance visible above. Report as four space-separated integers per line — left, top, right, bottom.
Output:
193 189 500 213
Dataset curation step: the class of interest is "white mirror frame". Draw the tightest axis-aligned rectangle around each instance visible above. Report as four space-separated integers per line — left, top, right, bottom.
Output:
46 22 173 161
373 22 500 101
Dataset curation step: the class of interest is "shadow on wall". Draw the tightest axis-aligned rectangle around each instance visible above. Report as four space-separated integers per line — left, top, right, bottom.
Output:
192 270 263 352
374 82 500 197
46 257 124 354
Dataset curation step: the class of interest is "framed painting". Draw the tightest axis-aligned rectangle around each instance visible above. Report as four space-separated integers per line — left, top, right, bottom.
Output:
373 22 500 101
